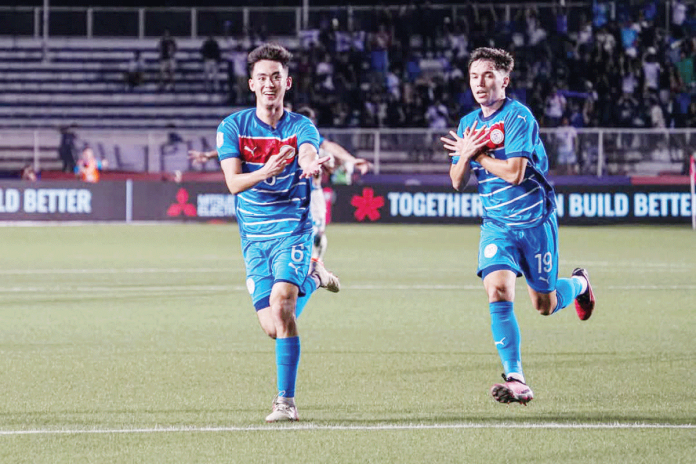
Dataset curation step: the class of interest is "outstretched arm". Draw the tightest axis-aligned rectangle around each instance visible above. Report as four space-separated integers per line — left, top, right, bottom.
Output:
188 149 218 164
298 143 330 179
320 140 373 174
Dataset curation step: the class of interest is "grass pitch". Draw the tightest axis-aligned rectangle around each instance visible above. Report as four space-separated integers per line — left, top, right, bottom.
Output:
0 223 694 463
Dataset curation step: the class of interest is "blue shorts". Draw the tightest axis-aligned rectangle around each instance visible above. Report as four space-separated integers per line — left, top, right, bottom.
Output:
477 214 559 293
241 233 313 311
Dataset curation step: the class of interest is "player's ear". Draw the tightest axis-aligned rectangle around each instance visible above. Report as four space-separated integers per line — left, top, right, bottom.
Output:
501 74 510 90
248 78 254 92
286 76 292 90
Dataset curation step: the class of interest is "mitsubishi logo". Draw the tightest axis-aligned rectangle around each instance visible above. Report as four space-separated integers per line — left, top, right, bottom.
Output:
167 188 197 217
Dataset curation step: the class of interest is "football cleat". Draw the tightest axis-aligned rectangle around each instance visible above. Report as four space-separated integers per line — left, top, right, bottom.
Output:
265 396 299 423
310 258 340 293
572 268 595 321
490 374 534 405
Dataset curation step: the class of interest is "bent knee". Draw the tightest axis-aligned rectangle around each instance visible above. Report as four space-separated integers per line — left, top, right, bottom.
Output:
531 297 555 316
486 286 514 302
258 319 278 339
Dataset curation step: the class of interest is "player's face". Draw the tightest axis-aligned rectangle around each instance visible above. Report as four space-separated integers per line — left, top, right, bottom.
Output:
249 60 292 109
469 60 509 108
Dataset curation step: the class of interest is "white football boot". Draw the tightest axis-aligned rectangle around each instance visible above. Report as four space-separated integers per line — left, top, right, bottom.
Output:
265 396 299 423
310 258 340 293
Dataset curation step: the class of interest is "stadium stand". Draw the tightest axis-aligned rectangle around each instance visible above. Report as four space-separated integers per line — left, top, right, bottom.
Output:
0 2 694 178
0 38 235 130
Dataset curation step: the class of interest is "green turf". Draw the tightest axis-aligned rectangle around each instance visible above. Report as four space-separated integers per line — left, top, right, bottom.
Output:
0 223 694 463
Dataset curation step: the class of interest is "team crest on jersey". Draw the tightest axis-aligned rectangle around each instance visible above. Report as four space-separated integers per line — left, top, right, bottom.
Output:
485 121 505 149
489 127 504 145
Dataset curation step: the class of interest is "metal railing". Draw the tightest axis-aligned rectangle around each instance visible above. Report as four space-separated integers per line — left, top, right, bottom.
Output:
0 127 692 178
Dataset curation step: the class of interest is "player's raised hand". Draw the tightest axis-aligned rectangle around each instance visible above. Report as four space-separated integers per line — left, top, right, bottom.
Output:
300 155 331 179
440 120 489 161
188 149 215 164
353 158 373 175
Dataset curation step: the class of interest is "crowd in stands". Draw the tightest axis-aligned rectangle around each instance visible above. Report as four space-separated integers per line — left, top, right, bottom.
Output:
179 1 696 131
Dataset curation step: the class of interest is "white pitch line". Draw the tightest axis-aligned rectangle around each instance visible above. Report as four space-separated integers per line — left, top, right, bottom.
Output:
0 284 694 295
0 422 693 436
0 285 247 294
0 268 237 275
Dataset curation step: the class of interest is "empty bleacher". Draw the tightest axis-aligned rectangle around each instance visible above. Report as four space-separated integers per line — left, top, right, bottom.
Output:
0 37 240 131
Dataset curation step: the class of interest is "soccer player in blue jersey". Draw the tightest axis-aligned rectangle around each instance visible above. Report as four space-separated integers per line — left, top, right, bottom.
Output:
215 43 340 422
441 47 596 405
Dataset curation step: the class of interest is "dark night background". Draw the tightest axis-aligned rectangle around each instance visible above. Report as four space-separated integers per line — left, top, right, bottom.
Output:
0 0 486 6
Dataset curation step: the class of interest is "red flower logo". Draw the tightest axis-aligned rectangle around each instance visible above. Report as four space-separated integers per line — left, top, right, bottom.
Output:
350 187 384 221
167 188 197 217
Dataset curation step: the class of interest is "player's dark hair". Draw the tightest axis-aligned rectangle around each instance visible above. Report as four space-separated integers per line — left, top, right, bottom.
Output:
247 43 293 76
468 47 514 74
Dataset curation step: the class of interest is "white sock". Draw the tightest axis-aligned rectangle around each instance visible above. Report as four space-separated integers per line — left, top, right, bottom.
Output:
573 276 588 294
507 372 526 384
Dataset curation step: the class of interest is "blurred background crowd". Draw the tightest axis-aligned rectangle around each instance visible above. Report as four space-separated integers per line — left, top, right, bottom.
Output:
211 1 696 131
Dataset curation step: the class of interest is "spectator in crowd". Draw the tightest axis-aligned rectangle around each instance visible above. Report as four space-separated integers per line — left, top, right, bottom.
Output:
620 56 640 96
425 98 449 130
201 36 222 93
225 43 249 105
75 147 107 183
58 124 78 173
672 0 688 39
554 116 579 175
675 50 694 90
158 30 177 91
124 50 145 91
649 96 666 128
21 164 38 181
642 47 661 98
544 85 567 127
370 23 391 75
686 101 696 127
616 91 640 127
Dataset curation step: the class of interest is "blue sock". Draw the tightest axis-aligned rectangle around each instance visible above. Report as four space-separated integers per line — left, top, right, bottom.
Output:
552 277 584 313
490 301 522 377
295 274 318 318
276 336 300 398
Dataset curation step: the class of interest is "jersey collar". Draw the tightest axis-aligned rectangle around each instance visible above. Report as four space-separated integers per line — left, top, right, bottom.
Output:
254 109 289 131
478 97 510 122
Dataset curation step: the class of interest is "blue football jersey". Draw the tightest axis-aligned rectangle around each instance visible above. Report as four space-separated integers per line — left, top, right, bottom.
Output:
452 98 556 228
217 108 320 240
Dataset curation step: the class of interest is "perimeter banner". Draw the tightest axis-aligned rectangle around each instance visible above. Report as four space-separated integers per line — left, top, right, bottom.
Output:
131 182 236 221
329 185 694 225
0 181 691 224
0 181 127 221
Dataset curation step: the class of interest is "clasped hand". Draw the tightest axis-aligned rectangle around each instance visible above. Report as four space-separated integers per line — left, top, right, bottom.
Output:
441 120 490 161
